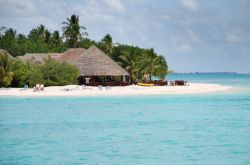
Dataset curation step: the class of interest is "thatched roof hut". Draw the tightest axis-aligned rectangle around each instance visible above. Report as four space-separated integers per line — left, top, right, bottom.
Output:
17 53 61 63
0 49 14 59
70 45 129 76
54 48 86 61
15 46 129 77
18 48 86 63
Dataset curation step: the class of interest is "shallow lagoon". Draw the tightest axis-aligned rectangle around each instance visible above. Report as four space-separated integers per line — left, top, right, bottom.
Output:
0 74 250 164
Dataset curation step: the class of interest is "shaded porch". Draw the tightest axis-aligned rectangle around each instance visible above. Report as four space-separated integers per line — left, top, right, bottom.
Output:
78 75 130 86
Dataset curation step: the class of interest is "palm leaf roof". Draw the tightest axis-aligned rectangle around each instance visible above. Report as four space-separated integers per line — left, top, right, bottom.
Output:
16 46 129 76
70 45 129 76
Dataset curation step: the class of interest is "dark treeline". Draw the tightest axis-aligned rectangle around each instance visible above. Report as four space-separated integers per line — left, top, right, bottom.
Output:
0 14 168 87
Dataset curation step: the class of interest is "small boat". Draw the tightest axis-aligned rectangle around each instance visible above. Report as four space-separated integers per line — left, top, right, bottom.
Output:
137 83 155 87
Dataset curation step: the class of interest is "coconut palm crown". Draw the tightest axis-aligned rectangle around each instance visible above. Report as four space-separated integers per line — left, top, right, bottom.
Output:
62 14 88 48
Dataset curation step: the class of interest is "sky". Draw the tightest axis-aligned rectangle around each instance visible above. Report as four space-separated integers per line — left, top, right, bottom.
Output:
0 0 250 73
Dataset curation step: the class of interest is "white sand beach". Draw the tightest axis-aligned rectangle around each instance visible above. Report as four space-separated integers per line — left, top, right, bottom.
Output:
0 83 233 97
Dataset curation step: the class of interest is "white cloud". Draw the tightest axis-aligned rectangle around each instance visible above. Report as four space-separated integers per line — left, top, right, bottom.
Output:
186 28 201 43
103 0 125 13
6 0 34 9
0 0 36 17
84 0 103 14
159 15 171 21
176 43 192 52
226 33 240 44
180 0 199 11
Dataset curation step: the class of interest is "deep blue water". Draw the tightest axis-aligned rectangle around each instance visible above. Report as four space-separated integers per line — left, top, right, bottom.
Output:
0 74 250 164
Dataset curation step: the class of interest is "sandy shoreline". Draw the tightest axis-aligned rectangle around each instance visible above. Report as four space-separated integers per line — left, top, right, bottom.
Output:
0 83 234 97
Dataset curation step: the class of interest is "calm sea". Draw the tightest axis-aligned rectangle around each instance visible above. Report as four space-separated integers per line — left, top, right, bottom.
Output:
0 74 250 164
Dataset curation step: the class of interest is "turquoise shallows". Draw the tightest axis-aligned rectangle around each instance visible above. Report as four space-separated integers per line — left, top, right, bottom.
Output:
0 73 250 164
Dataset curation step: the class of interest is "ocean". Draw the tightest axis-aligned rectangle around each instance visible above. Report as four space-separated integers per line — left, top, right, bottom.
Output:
0 73 250 164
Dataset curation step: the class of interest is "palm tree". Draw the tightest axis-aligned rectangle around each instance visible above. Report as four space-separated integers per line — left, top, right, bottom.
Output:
44 30 51 44
0 26 6 36
0 50 14 87
17 34 26 44
0 28 17 56
118 48 141 82
37 25 45 37
153 55 168 80
62 14 87 48
28 24 46 40
139 49 168 80
51 31 62 46
101 34 113 56
4 28 16 40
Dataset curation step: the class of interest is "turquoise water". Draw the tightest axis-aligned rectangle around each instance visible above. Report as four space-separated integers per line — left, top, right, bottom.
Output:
167 73 250 88
1 74 250 164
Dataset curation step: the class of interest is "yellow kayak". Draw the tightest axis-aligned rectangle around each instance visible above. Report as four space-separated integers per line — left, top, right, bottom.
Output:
137 83 155 87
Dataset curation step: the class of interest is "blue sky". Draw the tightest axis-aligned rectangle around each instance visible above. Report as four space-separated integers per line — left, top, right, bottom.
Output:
0 0 250 73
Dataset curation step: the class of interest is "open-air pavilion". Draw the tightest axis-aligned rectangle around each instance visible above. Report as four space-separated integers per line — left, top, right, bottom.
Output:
17 45 130 86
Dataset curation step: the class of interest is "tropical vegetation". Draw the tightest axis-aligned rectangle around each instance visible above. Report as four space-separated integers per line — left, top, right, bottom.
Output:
0 14 169 87
0 51 13 87
62 14 88 48
0 50 79 87
99 34 113 57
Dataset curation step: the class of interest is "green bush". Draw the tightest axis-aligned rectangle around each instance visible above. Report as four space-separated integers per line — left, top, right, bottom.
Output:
24 65 44 87
11 59 28 87
40 57 80 86
0 50 14 87
4 55 80 87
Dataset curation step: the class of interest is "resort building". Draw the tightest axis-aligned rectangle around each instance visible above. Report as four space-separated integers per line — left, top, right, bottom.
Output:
17 45 130 85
